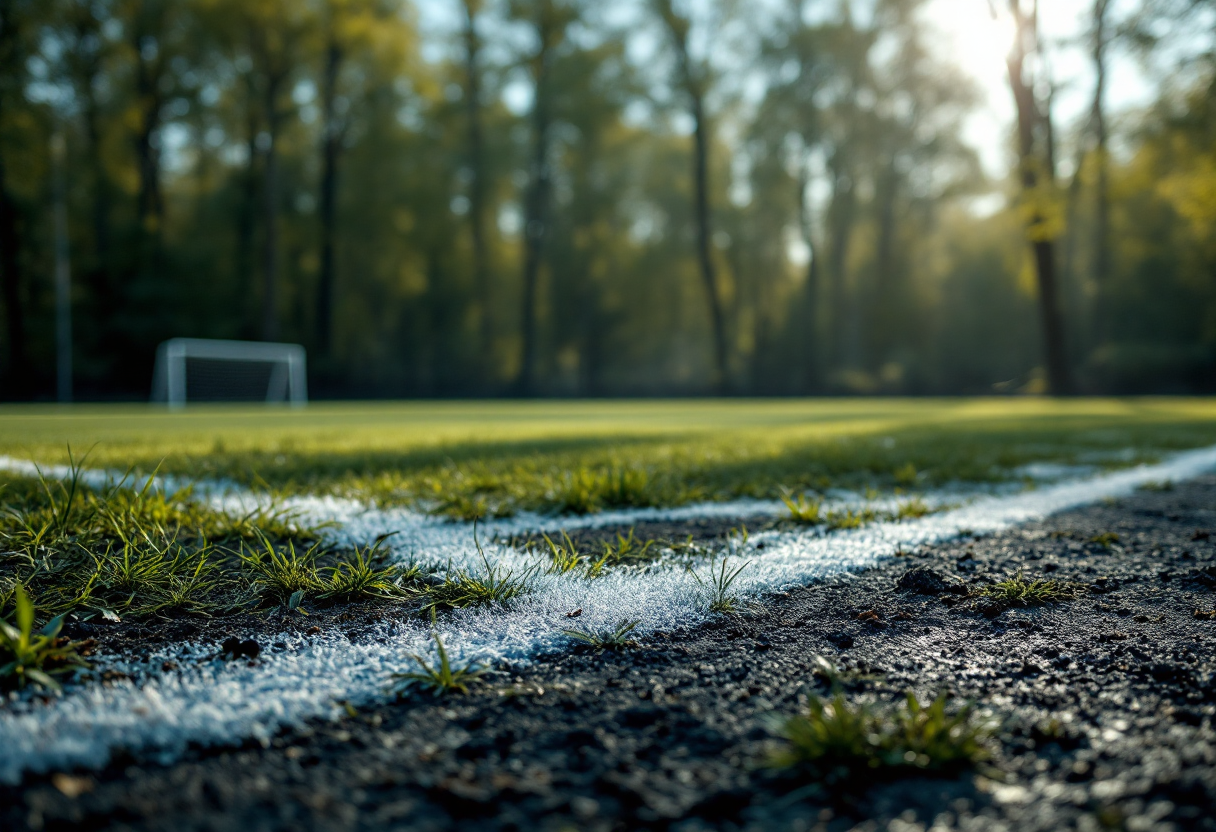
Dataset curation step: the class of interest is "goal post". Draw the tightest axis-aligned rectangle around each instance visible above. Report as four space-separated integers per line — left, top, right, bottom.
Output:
151 338 308 409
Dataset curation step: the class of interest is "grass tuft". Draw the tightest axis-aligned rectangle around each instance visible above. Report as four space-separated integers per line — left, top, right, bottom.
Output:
781 493 823 525
1 583 88 691
240 536 325 607
563 619 640 651
390 624 484 696
318 537 412 602
771 689 991 778
422 524 535 612
980 571 1078 608
689 554 750 614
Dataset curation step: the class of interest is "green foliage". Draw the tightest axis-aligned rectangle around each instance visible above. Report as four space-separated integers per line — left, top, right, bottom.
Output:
782 493 823 525
542 467 656 515
825 507 879 530
422 525 536 612
240 537 325 607
894 497 931 520
689 555 750 614
562 619 640 651
540 531 586 575
1089 532 1120 548
771 689 992 777
318 538 412 602
980 572 1078 609
0 584 88 691
390 628 485 697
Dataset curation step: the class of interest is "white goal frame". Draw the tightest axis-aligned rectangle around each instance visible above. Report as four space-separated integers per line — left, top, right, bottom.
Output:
151 338 307 409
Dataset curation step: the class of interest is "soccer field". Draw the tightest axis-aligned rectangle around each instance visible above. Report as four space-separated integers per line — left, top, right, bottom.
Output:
2 397 1216 515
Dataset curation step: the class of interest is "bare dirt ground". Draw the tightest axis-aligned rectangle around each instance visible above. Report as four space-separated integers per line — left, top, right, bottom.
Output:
4 477 1215 832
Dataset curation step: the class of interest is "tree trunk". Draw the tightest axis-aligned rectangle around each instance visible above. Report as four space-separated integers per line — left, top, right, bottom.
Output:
1090 0 1111 346
1006 0 1072 395
826 154 857 372
796 157 820 392
689 88 728 393
871 157 899 369
316 35 342 357
462 0 492 380
516 7 555 396
654 1 728 393
133 11 165 282
0 1 27 395
261 73 283 343
82 56 112 323
238 78 259 329
0 150 24 395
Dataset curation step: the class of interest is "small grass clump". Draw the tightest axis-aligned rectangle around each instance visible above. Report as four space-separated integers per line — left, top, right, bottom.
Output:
781 493 823 525
240 537 325 607
1 584 88 691
540 531 593 576
390 625 484 697
980 571 1078 608
689 555 750 614
542 466 657 515
423 526 536 612
825 507 879 530
563 618 640 651
318 538 413 602
894 497 931 520
771 688 992 779
1089 532 1120 549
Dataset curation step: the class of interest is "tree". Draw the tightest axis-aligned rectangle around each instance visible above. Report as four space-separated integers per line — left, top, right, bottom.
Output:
652 0 728 393
459 0 493 379
1001 0 1073 395
512 0 575 395
0 0 34 395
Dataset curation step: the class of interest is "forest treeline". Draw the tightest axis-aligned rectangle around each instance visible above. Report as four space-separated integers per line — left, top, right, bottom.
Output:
0 0 1213 399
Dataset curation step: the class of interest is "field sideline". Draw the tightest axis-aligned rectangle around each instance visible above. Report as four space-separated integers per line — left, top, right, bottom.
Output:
3 397 1216 515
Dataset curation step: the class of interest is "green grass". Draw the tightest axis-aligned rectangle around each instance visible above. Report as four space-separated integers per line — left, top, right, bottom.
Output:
1 584 88 690
689 554 750 614
390 626 485 697
562 619 641 651
771 689 993 778
0 459 406 621
980 572 1078 609
3 398 1215 517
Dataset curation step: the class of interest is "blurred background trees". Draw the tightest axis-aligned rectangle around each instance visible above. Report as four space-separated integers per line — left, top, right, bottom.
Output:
0 0 1213 399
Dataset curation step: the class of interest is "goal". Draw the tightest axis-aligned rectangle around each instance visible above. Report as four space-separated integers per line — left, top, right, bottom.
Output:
151 338 308 408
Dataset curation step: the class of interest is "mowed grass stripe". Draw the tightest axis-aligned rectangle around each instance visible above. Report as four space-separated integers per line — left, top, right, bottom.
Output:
2 398 1215 516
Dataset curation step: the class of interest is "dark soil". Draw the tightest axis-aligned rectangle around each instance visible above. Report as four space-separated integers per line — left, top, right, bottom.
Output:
6 478 1216 832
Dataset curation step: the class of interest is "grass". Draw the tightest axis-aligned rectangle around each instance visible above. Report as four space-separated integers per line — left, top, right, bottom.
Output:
390 624 485 696
771 689 993 779
0 456 417 623
421 525 536 612
781 493 823 525
979 572 1078 609
563 619 641 651
1 584 88 691
689 554 750 614
4 399 1215 518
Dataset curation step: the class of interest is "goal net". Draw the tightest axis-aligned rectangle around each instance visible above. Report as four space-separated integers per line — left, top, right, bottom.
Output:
151 338 307 408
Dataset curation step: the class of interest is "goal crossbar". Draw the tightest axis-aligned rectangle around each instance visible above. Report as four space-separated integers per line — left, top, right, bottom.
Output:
151 338 307 409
